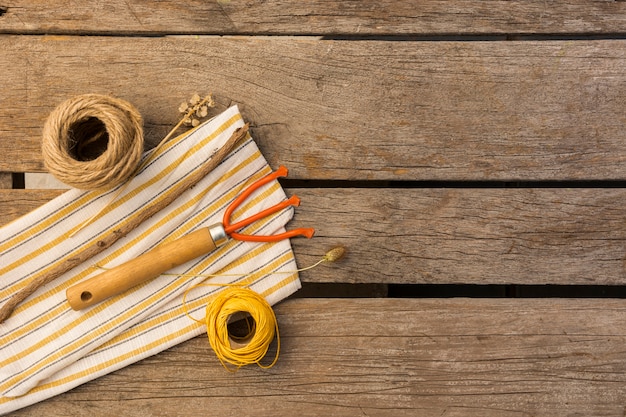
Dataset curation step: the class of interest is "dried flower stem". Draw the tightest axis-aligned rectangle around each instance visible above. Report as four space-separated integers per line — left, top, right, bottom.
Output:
92 245 346 279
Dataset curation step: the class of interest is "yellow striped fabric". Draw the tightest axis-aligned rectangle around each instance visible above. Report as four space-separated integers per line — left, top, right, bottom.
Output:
0 106 301 414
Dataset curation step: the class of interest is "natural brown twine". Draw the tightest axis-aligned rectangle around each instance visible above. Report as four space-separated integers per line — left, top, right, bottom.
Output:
41 94 144 190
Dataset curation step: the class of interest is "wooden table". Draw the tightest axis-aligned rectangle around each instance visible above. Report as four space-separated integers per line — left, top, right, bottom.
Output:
1 2 626 415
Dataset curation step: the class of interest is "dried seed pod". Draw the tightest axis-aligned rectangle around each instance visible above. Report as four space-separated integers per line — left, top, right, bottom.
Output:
323 246 346 263
190 94 201 105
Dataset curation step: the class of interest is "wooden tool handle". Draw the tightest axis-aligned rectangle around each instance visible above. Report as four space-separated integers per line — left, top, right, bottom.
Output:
66 226 224 310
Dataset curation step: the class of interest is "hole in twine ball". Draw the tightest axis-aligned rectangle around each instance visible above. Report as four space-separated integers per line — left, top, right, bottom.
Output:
227 314 257 348
42 94 144 190
68 117 110 161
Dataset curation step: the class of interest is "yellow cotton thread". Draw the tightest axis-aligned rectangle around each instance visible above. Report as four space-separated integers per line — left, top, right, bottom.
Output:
184 285 279 372
176 246 346 371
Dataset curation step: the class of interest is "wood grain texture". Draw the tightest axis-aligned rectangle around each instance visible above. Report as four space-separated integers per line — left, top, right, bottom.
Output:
0 189 60 223
0 1 625 35
0 173 10 189
2 3 624 416
3 188 625 285
1 36 625 181
291 188 626 286
9 298 626 417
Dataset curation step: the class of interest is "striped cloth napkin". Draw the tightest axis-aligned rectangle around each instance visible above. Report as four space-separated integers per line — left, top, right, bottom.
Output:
0 105 301 414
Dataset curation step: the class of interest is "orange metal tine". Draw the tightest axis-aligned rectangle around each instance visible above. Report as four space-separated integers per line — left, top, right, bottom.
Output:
225 195 301 234
223 166 288 231
222 166 315 242
229 227 314 243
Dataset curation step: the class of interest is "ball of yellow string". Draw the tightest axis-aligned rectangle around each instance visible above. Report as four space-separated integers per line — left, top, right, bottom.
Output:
204 287 279 371
183 246 346 371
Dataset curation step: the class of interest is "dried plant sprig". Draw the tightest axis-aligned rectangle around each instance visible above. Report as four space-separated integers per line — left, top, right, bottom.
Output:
190 93 201 105
180 94 215 127
296 246 347 273
323 246 347 263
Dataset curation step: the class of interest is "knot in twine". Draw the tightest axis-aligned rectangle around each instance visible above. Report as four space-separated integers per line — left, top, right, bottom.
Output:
42 94 143 190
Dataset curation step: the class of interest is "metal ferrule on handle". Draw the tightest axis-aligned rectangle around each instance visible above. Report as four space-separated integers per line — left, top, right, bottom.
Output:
66 224 227 310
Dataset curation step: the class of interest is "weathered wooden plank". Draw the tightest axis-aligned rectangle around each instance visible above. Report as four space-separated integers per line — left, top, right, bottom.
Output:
23 173 69 189
3 188 625 285
9 298 626 416
0 173 10 189
0 1 625 36
0 190 61 224
1 36 625 181
294 188 626 285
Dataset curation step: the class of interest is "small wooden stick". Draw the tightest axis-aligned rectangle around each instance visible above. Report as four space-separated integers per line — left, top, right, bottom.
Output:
0 123 249 323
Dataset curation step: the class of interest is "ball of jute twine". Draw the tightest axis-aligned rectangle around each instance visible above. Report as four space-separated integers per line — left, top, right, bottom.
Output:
42 94 144 190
